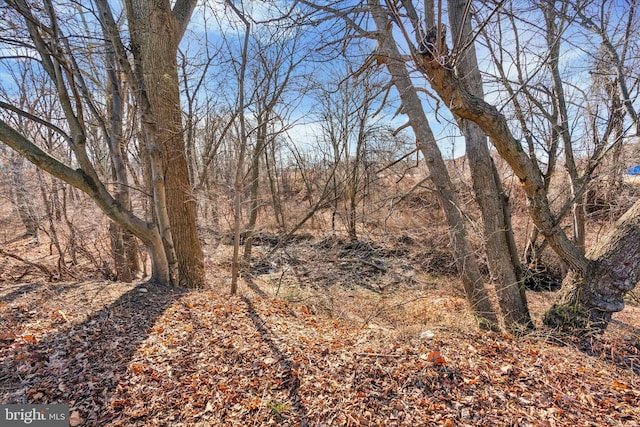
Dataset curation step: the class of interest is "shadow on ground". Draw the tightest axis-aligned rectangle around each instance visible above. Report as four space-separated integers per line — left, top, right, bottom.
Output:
242 296 309 426
0 282 185 424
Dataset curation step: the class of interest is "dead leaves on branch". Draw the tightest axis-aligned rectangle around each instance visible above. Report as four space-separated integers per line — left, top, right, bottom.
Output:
0 281 639 426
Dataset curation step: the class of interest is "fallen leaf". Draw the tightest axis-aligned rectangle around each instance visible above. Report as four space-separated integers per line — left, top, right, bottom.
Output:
69 410 83 427
52 310 68 322
419 330 435 340
130 363 144 374
22 334 37 344
426 351 446 365
0 332 15 342
500 364 513 374
613 380 631 390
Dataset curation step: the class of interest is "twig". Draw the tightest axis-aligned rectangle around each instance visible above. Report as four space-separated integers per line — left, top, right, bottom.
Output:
339 257 388 272
0 249 53 280
355 352 409 358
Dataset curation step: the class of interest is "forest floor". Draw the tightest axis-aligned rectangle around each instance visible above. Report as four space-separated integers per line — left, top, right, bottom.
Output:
1 232 640 426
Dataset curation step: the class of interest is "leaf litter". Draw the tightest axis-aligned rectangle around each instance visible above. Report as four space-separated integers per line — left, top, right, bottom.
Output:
1 276 639 426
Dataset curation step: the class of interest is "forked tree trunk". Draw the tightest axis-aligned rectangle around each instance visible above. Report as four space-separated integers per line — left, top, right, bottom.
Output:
544 3 586 253
544 198 640 329
447 0 531 330
0 120 171 285
369 0 499 330
6 0 173 285
410 10 640 331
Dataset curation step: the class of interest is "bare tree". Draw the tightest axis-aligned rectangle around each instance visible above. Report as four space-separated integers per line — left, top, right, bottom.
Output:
292 0 499 329
446 0 531 329
573 0 640 135
243 23 305 261
0 0 206 286
315 61 384 242
104 24 142 282
367 0 500 329
225 0 252 295
118 0 205 288
393 0 640 330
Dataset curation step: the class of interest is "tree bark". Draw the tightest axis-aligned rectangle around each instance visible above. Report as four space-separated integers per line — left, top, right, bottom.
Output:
8 154 39 238
127 0 205 288
244 115 266 263
447 0 531 329
369 0 499 330
106 39 141 282
545 198 640 328
265 141 285 230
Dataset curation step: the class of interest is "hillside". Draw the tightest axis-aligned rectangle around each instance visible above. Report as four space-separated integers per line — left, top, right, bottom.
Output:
1 233 639 426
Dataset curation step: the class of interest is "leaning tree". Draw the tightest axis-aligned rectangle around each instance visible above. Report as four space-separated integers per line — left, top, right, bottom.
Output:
0 0 205 287
390 0 640 330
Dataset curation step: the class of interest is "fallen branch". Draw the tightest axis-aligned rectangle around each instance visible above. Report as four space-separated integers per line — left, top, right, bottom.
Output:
340 257 388 272
0 248 53 280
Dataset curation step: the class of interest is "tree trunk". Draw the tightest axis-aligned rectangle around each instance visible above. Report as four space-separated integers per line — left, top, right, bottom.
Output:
244 117 266 262
545 198 640 329
110 222 132 282
369 0 499 330
36 170 65 272
346 112 367 242
229 0 251 295
410 8 640 331
232 122 248 294
0 119 171 285
106 39 141 282
447 0 531 330
265 141 285 230
544 3 586 253
128 0 205 288
9 154 39 238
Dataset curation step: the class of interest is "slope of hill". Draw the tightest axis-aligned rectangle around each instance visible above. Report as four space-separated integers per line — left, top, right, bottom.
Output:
1 276 639 426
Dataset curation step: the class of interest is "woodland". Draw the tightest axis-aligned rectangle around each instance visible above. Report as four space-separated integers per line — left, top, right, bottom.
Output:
1 0 640 425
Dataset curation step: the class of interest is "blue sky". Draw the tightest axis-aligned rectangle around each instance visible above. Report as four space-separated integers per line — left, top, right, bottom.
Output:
1 0 637 164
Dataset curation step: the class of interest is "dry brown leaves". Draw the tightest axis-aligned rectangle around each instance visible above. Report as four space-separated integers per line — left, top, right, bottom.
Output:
1 279 639 426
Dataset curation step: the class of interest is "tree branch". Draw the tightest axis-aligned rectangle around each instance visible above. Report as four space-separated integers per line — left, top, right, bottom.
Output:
0 120 88 191
0 101 71 143
172 0 198 42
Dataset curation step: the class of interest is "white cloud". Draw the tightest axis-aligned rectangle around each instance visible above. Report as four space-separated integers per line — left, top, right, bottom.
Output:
285 119 322 147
